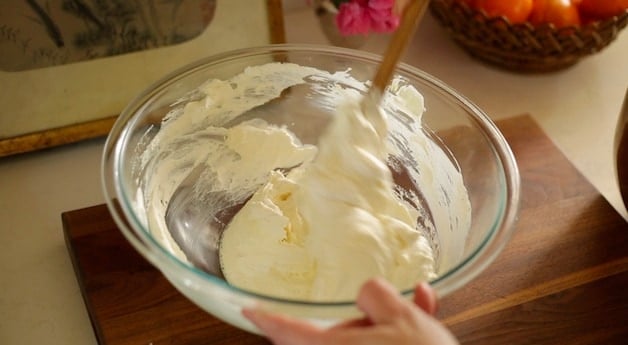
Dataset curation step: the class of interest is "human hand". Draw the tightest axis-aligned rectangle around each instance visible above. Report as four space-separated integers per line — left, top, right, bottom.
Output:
243 278 459 345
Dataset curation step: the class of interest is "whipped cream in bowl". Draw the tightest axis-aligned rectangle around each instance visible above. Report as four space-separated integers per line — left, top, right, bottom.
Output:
102 45 520 333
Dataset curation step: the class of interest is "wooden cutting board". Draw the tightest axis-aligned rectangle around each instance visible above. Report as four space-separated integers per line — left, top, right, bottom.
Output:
62 114 628 345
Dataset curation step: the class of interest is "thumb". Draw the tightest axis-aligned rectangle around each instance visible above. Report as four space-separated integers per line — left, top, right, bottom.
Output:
413 282 438 316
356 277 410 324
243 308 324 345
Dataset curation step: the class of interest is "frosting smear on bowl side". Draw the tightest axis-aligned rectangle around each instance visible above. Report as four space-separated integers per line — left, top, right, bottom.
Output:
219 92 437 301
139 62 471 302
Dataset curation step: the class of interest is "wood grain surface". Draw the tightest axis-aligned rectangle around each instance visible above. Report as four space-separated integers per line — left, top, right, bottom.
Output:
62 114 628 345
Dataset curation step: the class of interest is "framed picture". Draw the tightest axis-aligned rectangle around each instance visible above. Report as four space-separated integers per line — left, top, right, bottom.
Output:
0 0 285 157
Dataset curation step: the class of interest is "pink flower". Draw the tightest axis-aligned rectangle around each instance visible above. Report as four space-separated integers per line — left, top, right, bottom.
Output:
334 0 400 36
336 1 372 35
367 0 399 33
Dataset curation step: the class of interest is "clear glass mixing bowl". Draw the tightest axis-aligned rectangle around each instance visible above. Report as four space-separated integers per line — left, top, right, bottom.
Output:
102 44 520 333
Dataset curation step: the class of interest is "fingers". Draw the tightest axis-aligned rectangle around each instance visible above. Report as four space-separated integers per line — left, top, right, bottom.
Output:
243 308 324 345
413 282 438 316
328 316 372 330
356 277 411 324
244 308 379 345
244 279 441 345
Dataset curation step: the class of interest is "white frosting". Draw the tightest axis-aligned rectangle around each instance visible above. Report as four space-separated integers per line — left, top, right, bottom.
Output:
136 62 471 302
220 92 436 301
136 63 323 260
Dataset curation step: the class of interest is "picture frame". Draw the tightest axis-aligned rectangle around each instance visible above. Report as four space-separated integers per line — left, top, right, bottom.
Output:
0 0 285 157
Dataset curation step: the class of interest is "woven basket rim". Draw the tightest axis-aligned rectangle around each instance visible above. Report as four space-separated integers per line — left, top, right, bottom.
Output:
429 0 628 72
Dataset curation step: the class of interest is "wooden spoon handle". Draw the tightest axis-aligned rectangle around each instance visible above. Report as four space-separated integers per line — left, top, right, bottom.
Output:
371 0 430 93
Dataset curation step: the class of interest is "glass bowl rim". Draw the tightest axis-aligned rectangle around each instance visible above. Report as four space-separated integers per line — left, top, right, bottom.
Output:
102 43 521 307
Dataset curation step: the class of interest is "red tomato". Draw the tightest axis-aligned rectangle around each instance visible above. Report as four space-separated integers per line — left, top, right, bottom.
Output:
579 0 628 19
530 0 581 27
474 0 534 23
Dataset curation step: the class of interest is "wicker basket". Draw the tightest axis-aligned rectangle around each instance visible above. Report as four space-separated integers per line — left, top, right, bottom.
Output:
429 0 628 73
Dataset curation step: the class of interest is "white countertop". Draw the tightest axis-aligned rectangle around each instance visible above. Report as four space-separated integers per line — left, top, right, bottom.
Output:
1 4 626 344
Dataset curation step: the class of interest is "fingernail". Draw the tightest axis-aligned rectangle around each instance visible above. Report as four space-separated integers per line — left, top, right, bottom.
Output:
242 307 260 321
242 308 276 332
243 308 265 328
